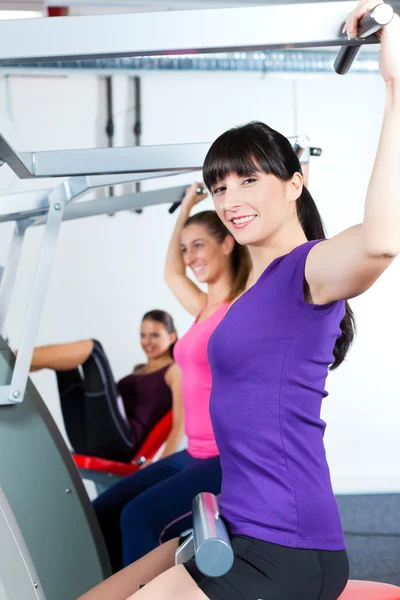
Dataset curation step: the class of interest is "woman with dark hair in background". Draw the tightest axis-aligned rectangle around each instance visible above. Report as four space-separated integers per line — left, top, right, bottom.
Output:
91 183 251 573
28 309 182 464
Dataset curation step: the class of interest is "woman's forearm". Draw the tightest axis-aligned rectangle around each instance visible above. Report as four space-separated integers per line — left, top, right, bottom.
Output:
362 78 400 256
157 426 185 461
164 204 191 282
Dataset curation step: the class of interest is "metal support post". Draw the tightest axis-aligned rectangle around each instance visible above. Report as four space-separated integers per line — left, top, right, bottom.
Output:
0 220 30 335
0 188 66 406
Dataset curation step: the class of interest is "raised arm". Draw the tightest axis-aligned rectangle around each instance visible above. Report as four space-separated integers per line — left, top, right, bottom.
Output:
164 183 208 316
306 0 400 304
156 363 184 460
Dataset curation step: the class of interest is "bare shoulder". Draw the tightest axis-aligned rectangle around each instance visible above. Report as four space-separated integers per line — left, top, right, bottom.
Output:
165 362 182 385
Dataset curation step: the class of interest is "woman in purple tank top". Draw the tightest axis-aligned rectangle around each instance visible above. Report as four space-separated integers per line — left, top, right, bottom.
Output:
80 2 400 599
27 310 182 464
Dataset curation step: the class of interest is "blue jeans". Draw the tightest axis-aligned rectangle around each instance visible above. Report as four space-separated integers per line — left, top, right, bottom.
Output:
93 450 222 572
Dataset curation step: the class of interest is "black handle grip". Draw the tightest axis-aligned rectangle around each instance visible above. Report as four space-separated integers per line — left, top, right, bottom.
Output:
310 147 322 157
169 186 207 214
168 201 182 214
334 4 394 75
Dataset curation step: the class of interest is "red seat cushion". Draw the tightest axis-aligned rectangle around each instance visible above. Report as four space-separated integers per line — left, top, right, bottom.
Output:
339 580 400 599
73 410 173 477
73 454 139 476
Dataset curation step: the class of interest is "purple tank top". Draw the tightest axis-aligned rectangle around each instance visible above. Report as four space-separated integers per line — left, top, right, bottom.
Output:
208 241 346 551
117 364 172 448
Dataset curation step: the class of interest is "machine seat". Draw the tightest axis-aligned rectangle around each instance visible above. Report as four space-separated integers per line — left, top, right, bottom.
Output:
73 410 172 490
339 580 400 599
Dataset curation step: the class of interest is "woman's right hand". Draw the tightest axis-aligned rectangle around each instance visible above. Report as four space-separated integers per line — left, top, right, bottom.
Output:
181 182 208 211
344 1 400 83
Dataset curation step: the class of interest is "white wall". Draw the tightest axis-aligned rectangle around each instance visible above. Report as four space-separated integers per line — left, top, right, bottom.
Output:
0 69 399 493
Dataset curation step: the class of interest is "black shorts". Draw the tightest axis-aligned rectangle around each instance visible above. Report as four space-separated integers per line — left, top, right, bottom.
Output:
184 535 349 600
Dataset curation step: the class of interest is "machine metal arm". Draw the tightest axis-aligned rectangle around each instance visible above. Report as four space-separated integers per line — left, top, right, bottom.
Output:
0 176 191 406
0 183 191 225
0 104 202 179
0 132 206 179
0 135 310 181
0 2 377 66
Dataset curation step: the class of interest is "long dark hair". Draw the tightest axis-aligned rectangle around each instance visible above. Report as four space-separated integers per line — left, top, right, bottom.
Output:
203 121 355 370
184 210 252 302
142 309 177 358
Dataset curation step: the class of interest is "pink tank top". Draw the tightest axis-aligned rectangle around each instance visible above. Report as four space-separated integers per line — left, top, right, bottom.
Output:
174 303 229 459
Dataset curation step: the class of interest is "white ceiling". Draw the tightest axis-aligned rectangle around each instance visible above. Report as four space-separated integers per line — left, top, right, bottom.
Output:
59 0 292 16
0 0 398 13
40 0 399 23
0 0 398 16
47 0 334 5
53 0 293 5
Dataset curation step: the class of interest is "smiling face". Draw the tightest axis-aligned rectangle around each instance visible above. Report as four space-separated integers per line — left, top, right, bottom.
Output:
180 222 233 284
140 319 176 360
210 170 302 247
203 122 305 249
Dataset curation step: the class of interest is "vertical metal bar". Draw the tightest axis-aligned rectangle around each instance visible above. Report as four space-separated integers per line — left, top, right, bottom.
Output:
0 220 30 336
0 190 65 406
105 76 114 198
134 76 142 196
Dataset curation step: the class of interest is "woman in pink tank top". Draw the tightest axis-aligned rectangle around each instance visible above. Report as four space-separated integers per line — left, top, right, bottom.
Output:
81 184 251 594
169 188 249 460
173 302 228 459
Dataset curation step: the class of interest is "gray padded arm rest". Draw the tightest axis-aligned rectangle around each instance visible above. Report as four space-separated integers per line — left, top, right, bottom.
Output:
175 492 234 578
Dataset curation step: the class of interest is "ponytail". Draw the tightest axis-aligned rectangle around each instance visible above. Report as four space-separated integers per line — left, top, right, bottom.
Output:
226 241 252 302
297 187 355 370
